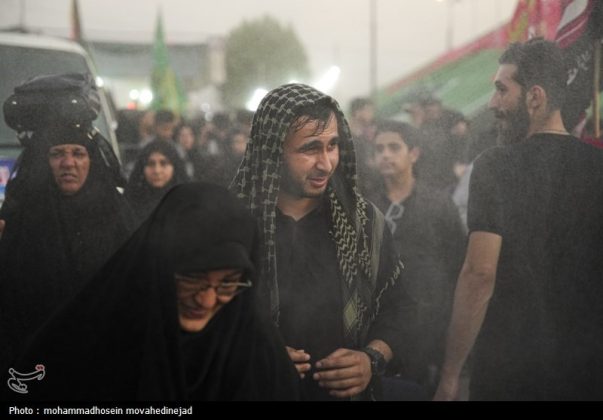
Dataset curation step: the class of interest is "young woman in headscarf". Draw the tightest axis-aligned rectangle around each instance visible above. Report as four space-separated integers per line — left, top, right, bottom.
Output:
124 139 189 225
3 183 300 401
0 121 135 372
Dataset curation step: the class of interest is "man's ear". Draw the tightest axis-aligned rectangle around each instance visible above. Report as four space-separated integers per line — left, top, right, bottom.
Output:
410 146 421 164
526 85 547 110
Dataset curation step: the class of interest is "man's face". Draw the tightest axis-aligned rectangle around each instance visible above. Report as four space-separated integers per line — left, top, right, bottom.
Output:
489 64 530 145
230 133 248 157
374 131 418 178
155 121 176 141
280 113 340 199
354 104 375 126
404 103 425 128
48 144 90 196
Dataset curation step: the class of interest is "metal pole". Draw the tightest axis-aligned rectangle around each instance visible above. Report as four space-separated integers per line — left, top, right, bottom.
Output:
447 0 453 51
471 0 478 39
594 38 601 139
370 0 377 96
19 0 26 30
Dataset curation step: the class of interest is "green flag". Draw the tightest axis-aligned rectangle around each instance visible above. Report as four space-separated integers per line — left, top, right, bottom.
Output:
151 10 186 114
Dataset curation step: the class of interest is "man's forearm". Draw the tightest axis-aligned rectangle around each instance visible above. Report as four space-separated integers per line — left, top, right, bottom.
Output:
440 264 496 380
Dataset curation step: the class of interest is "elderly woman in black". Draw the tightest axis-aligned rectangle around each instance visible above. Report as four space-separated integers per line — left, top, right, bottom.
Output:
0 120 134 372
3 183 300 401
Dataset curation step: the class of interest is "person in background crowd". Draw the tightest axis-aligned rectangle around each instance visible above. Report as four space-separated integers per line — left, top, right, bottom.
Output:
368 120 465 397
153 109 178 143
124 139 189 225
348 97 380 195
173 122 200 179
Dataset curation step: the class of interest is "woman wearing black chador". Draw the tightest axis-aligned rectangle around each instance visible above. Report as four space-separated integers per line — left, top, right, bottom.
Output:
124 139 189 225
0 121 134 373
3 183 300 401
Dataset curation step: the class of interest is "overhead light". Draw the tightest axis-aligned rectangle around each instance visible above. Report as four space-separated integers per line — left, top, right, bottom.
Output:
314 66 341 94
139 89 153 106
246 88 269 111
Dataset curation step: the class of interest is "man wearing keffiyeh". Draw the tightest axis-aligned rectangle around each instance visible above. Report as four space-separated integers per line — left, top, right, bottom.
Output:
231 83 414 401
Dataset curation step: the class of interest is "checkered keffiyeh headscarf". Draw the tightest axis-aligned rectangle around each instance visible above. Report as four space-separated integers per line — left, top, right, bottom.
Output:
231 83 381 347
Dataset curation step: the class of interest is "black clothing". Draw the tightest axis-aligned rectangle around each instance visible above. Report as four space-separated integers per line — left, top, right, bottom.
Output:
233 83 414 400
0 134 134 372
276 205 344 400
2 183 300 401
353 137 381 196
370 183 465 391
124 140 189 225
416 121 458 192
468 134 603 400
196 149 243 188
275 202 412 400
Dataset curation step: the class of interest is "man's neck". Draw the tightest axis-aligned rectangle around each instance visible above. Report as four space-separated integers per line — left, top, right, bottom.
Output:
528 109 568 137
277 192 322 221
384 172 415 204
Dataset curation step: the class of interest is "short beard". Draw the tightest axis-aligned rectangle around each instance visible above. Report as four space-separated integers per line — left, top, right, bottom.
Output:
496 95 531 146
279 166 325 199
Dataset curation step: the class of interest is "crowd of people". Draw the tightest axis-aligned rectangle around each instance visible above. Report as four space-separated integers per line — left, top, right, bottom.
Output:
1 38 602 401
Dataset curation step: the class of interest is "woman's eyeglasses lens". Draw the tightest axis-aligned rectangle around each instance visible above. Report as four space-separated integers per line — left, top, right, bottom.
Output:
175 274 252 298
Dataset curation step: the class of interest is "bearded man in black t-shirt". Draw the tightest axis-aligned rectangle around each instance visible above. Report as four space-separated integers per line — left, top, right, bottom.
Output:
435 38 603 401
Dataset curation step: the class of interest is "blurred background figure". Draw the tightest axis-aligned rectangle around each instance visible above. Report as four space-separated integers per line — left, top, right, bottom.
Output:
124 139 189 225
367 120 465 397
173 121 200 179
403 91 472 194
220 126 248 187
348 97 380 195
153 109 178 143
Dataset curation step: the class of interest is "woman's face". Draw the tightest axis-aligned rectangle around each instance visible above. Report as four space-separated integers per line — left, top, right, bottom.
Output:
175 268 249 332
178 126 195 151
48 144 91 195
144 151 174 189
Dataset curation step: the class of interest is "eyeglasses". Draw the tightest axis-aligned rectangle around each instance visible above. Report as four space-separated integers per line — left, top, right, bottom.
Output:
174 273 252 298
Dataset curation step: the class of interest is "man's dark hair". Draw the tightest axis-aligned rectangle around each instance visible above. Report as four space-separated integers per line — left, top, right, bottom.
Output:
375 119 422 149
290 99 343 138
349 97 374 116
154 109 176 126
499 38 567 111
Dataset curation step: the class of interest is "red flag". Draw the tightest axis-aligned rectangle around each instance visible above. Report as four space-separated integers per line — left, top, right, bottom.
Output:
555 0 602 135
556 0 596 48
508 0 564 42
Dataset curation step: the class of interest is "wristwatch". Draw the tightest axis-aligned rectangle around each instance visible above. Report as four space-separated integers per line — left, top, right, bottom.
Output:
360 346 386 376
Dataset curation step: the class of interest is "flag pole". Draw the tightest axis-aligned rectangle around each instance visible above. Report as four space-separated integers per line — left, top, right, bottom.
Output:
594 38 601 139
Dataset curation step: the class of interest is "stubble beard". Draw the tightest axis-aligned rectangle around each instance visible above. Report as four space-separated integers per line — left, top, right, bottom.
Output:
280 176 326 199
496 97 531 146
280 167 328 200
